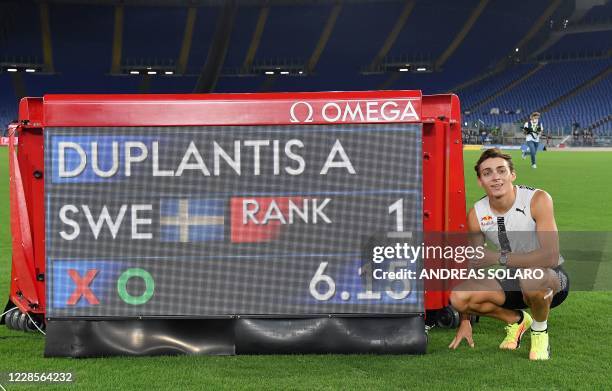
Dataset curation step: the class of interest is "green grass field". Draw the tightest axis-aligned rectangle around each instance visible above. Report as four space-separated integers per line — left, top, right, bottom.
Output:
0 148 611 390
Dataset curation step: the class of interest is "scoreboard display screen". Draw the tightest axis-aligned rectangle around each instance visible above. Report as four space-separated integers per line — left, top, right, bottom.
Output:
45 123 424 318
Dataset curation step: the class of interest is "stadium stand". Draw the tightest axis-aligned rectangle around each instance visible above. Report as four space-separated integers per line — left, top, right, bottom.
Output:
314 2 405 75
0 0 610 141
441 0 549 82
388 0 552 94
0 73 17 128
182 6 220 74
123 6 188 62
256 5 329 63
222 5 260 71
386 0 476 64
459 64 537 110
469 58 611 129
50 4 114 74
543 70 612 135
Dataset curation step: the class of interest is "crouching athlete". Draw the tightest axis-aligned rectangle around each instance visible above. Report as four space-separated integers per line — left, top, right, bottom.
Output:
448 148 569 360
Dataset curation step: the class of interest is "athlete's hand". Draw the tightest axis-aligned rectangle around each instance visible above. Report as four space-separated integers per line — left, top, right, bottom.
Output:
469 250 498 269
448 320 475 349
469 256 497 269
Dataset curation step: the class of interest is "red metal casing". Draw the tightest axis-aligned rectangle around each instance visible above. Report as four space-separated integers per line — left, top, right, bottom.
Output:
421 94 467 310
9 91 465 317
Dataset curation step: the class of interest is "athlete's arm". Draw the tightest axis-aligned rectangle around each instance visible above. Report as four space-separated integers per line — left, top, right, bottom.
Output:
505 190 559 268
466 207 482 239
449 208 479 350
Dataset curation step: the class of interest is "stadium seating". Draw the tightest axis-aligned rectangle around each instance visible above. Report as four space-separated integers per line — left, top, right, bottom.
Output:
441 0 549 82
459 64 536 110
122 6 188 63
255 4 330 64
0 0 609 138
386 0 476 63
0 74 17 129
468 58 611 129
313 2 405 75
543 71 612 134
50 4 114 74
222 6 261 71
181 7 221 73
385 0 549 94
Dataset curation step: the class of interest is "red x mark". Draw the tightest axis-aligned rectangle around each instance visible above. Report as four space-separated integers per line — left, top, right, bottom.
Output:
67 269 100 305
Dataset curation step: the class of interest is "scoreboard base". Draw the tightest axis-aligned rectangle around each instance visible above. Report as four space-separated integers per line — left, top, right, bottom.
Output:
235 316 427 355
44 319 236 357
44 316 427 357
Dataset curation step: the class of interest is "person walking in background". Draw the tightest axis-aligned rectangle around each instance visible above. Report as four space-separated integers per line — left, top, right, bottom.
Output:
522 112 543 168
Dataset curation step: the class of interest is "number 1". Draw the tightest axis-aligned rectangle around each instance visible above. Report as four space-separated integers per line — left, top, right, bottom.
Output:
389 199 403 232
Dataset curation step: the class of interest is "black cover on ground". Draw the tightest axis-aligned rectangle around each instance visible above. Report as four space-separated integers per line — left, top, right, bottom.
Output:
44 317 426 357
44 319 235 357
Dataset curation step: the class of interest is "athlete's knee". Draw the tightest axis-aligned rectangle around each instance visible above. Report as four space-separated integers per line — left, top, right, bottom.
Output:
520 267 556 292
450 289 471 313
521 269 555 304
522 288 550 305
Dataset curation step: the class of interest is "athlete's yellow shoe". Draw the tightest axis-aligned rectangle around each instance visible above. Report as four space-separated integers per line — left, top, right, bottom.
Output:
529 331 550 360
499 311 533 350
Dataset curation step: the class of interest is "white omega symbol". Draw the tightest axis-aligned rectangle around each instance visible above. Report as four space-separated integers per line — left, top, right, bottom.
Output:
289 101 314 123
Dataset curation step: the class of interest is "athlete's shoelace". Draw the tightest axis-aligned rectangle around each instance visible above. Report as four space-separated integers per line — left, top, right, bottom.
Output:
502 324 519 342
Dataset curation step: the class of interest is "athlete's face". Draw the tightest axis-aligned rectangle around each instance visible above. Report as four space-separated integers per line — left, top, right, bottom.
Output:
477 157 516 197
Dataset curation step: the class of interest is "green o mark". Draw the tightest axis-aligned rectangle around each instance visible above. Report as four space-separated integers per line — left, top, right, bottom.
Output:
117 268 155 305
